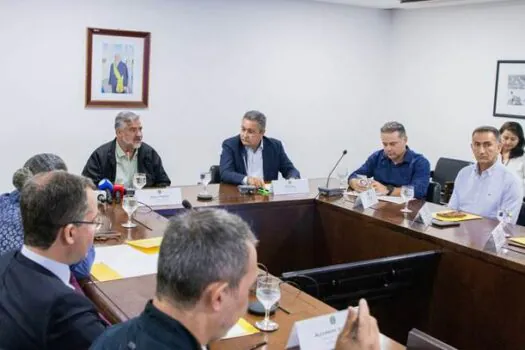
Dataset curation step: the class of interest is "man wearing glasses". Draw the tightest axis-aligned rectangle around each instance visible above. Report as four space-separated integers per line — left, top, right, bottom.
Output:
220 110 300 187
0 171 107 350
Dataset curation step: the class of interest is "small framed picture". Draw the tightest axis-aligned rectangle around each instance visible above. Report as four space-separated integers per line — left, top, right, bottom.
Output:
493 60 525 119
85 27 151 108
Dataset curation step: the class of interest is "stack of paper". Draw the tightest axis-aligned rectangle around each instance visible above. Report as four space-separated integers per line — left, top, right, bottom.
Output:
221 318 260 340
508 237 525 249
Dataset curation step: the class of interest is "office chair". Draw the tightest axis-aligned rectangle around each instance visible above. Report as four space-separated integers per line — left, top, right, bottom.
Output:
425 181 441 204
407 328 457 350
431 157 471 189
517 201 525 227
209 165 221 184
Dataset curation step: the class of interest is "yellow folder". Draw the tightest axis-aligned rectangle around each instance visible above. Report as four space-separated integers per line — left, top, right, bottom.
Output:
90 262 122 282
126 237 163 254
509 237 525 248
432 211 482 222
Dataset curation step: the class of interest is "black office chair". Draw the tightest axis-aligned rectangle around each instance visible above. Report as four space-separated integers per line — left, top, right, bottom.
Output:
425 181 441 204
517 201 525 227
407 328 457 350
431 157 471 189
209 165 221 184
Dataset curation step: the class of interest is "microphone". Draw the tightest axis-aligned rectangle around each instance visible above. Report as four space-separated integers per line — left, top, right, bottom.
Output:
318 149 348 197
113 184 125 204
181 199 193 210
98 179 114 203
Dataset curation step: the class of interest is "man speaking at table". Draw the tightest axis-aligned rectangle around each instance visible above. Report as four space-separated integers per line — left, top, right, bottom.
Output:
220 110 300 187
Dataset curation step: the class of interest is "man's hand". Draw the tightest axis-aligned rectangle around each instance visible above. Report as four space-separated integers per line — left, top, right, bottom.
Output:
247 176 265 188
371 181 388 195
349 178 368 192
335 299 380 350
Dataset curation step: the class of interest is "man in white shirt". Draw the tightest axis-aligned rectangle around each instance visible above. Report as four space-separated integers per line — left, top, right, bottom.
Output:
0 171 106 349
449 126 522 224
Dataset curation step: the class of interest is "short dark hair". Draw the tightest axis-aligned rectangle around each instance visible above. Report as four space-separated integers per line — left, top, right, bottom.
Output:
156 209 257 309
500 122 525 158
472 126 500 142
243 110 266 132
21 171 95 249
380 121 406 138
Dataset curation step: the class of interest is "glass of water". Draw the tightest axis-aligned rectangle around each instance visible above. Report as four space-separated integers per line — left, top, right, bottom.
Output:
400 185 415 213
133 173 147 190
199 171 212 195
336 167 349 189
122 194 139 228
255 275 281 332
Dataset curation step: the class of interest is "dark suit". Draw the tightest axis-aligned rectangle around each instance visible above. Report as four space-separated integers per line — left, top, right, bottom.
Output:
0 251 106 350
220 135 300 185
82 139 171 188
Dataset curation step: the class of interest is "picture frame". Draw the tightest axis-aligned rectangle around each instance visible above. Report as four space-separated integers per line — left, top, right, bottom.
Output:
85 28 151 108
493 60 525 119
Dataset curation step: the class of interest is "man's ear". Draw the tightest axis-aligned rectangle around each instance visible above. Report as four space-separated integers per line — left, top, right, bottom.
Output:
60 224 76 246
203 281 230 312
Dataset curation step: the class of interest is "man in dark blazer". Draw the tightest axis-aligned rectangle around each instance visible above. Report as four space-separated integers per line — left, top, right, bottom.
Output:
82 111 171 188
220 110 300 187
0 171 107 349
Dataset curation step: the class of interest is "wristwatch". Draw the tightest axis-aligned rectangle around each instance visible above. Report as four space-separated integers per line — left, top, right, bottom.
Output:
386 185 394 196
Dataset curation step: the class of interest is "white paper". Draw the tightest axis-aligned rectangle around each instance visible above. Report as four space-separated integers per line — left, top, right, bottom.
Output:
135 188 182 207
272 179 310 195
345 191 405 204
94 245 158 278
354 189 378 209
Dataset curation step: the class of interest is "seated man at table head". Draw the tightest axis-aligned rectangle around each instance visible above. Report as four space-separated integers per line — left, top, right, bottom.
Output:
0 153 95 280
348 121 430 199
91 208 259 349
0 171 106 350
448 126 522 224
82 111 171 188
220 110 300 188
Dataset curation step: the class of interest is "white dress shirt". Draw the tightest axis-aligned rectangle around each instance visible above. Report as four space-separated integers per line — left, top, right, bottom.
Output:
242 140 264 184
21 245 74 289
504 154 525 195
448 161 522 224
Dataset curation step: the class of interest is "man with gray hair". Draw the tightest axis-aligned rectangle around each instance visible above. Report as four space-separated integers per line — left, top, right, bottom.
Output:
220 110 300 187
82 111 171 188
0 171 107 349
348 121 430 199
448 126 522 223
91 208 259 349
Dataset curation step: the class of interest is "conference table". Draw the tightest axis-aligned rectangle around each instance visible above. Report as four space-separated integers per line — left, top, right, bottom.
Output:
85 179 525 350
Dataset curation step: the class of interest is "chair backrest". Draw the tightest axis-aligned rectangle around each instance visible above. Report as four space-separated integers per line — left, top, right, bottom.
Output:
425 181 441 204
407 328 457 350
209 165 221 184
432 157 472 189
517 201 525 226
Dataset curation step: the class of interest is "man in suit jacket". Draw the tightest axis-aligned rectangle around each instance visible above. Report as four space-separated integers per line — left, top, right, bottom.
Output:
0 171 107 350
220 110 300 187
82 111 171 188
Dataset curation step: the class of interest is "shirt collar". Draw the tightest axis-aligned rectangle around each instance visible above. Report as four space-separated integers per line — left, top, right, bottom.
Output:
475 160 501 177
245 139 264 153
20 245 73 289
116 141 138 160
380 146 413 165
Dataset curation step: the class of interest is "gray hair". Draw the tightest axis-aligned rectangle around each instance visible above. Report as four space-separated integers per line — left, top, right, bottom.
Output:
243 110 266 132
115 111 140 130
156 208 258 309
472 126 501 142
21 171 95 249
12 153 67 191
380 121 406 138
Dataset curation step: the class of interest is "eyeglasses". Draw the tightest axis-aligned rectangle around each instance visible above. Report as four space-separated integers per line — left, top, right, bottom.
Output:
69 217 103 230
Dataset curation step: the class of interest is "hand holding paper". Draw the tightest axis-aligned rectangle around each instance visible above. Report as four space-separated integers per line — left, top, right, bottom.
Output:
335 299 380 350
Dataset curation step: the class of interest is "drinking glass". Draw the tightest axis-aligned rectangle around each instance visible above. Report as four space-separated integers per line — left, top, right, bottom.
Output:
199 171 212 195
400 185 414 213
336 167 349 189
122 195 139 228
133 173 147 190
255 275 281 331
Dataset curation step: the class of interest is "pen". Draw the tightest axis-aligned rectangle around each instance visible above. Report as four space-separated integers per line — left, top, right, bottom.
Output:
248 341 267 350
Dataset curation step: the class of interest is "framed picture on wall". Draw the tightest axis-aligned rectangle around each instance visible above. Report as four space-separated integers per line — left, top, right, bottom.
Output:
85 28 151 108
493 60 525 119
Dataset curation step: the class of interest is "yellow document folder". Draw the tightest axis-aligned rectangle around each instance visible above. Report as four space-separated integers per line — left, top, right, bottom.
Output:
91 262 122 282
126 237 163 254
508 237 525 249
432 211 482 222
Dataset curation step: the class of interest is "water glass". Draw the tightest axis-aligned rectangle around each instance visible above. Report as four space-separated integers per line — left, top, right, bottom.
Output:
400 185 414 213
336 167 349 189
200 171 212 195
133 173 147 190
122 194 139 228
255 275 281 331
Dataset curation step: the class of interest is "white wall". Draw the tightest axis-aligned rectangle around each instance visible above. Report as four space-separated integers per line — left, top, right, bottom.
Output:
0 0 390 191
388 1 525 167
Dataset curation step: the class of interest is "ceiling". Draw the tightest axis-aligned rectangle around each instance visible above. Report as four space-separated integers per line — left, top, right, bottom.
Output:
310 0 519 9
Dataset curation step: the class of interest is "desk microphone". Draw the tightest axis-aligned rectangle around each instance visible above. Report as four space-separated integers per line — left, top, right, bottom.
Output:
113 184 125 204
181 199 193 210
98 179 114 203
318 149 347 197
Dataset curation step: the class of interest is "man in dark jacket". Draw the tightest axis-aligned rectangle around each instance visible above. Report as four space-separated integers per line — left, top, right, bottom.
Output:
82 111 171 188
220 110 300 187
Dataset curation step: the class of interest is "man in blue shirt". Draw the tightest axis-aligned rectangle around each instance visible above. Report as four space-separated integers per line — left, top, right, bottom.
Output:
448 126 522 224
348 121 430 199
